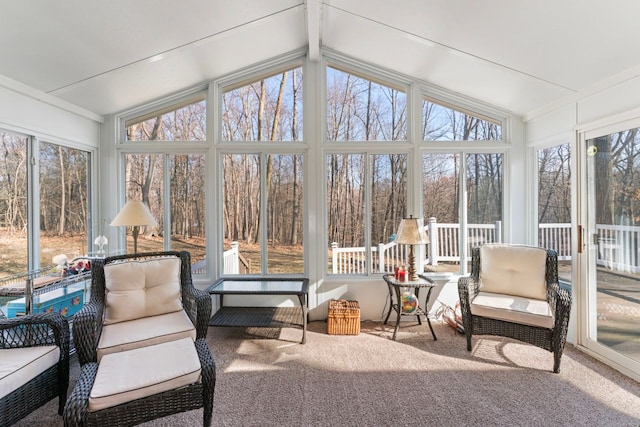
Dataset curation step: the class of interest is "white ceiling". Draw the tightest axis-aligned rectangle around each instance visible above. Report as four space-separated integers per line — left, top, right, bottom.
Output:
1 0 639 118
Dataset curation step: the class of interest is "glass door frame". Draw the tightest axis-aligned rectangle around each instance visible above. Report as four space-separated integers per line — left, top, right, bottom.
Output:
577 117 640 382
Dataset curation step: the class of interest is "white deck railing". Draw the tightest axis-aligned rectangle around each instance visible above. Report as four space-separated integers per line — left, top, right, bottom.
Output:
330 220 640 274
331 219 502 273
191 241 240 275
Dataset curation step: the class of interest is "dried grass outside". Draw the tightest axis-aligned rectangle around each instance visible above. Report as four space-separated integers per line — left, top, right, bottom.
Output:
0 233 305 277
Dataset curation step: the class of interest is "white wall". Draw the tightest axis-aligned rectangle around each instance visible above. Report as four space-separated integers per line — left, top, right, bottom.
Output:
526 74 640 139
0 84 100 146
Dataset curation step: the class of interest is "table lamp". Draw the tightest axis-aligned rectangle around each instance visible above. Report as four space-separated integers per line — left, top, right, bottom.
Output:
394 215 429 282
110 200 157 254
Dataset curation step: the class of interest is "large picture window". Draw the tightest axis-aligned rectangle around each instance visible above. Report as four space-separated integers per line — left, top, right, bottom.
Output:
327 66 407 142
123 153 206 265
219 65 305 275
537 143 571 284
327 153 407 274
325 65 408 275
125 97 206 142
120 93 208 271
423 98 502 141
0 130 92 275
222 66 303 142
222 153 304 274
0 130 28 274
422 152 503 274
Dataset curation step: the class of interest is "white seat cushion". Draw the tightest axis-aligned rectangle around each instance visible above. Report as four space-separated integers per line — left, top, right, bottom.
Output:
89 337 201 412
103 257 183 325
480 244 548 300
97 309 196 362
0 345 60 399
471 291 554 329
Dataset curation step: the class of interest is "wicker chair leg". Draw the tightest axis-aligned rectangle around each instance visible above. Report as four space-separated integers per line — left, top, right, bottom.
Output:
58 367 69 415
203 380 214 427
466 333 473 351
553 351 562 373
204 403 213 427
58 390 67 416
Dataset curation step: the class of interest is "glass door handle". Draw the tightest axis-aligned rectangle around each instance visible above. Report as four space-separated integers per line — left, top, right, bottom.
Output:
578 225 583 253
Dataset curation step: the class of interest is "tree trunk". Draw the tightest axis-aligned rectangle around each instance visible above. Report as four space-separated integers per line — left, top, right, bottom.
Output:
57 145 66 235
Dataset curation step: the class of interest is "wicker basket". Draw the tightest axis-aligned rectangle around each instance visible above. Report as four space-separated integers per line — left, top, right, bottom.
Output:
327 299 360 335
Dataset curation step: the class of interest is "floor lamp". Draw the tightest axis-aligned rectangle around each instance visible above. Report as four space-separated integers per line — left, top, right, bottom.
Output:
394 215 430 282
110 200 157 254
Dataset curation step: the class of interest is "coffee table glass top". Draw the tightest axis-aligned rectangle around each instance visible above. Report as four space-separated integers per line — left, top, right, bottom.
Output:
207 278 309 295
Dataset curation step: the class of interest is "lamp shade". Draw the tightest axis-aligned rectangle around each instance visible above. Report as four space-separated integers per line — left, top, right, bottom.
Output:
110 200 157 227
394 216 429 245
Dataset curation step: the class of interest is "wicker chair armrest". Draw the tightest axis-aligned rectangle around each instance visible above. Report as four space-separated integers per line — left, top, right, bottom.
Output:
457 276 480 300
195 338 216 383
550 283 572 329
458 276 479 334
63 362 99 427
0 312 69 354
72 301 104 365
183 287 212 340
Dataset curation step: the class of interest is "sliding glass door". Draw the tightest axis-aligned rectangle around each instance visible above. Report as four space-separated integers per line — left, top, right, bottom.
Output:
581 126 640 377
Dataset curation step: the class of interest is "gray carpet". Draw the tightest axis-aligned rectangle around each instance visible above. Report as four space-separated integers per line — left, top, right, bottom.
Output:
14 321 640 426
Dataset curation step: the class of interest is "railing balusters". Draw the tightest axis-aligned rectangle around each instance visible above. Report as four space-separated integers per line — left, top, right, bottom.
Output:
328 220 640 274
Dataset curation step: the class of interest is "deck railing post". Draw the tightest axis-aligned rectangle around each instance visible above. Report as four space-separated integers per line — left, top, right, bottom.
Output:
331 242 339 274
428 217 439 266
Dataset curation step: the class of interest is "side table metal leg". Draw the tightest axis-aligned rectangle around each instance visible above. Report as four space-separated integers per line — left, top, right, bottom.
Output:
426 317 437 341
383 285 394 325
415 287 422 325
392 286 401 340
298 294 307 344
424 287 437 340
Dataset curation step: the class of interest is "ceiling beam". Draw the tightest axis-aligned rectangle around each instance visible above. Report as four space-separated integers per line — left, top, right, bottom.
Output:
305 0 321 61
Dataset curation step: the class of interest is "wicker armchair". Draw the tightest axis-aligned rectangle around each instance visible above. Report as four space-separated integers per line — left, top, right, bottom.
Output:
64 250 215 426
0 312 70 426
458 244 572 373
73 250 211 365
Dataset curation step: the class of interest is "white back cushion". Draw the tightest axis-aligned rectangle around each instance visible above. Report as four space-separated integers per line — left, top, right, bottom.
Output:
479 244 548 300
103 257 182 324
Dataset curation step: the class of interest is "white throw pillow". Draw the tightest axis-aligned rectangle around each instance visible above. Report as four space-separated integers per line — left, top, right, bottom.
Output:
479 244 548 300
103 257 182 324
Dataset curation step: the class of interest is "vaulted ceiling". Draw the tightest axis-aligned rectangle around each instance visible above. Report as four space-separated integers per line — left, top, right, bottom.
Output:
1 0 639 119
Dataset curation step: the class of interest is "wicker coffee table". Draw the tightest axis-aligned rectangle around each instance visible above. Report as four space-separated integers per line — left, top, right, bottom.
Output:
206 278 309 344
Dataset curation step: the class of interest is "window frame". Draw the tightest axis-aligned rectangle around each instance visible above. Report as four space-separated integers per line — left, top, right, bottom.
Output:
322 55 415 276
115 90 210 273
0 126 97 274
214 55 309 277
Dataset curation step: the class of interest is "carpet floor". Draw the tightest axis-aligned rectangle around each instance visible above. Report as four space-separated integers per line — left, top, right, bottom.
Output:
13 320 640 426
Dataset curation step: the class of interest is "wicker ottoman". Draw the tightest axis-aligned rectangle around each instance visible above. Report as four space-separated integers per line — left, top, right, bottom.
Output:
63 338 215 427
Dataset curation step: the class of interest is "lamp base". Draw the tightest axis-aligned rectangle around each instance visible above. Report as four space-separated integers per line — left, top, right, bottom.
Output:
132 225 139 254
407 245 419 282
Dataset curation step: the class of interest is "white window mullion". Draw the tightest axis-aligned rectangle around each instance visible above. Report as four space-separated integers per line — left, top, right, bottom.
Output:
364 153 373 275
459 152 468 275
27 136 40 272
261 152 269 274
163 153 171 251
